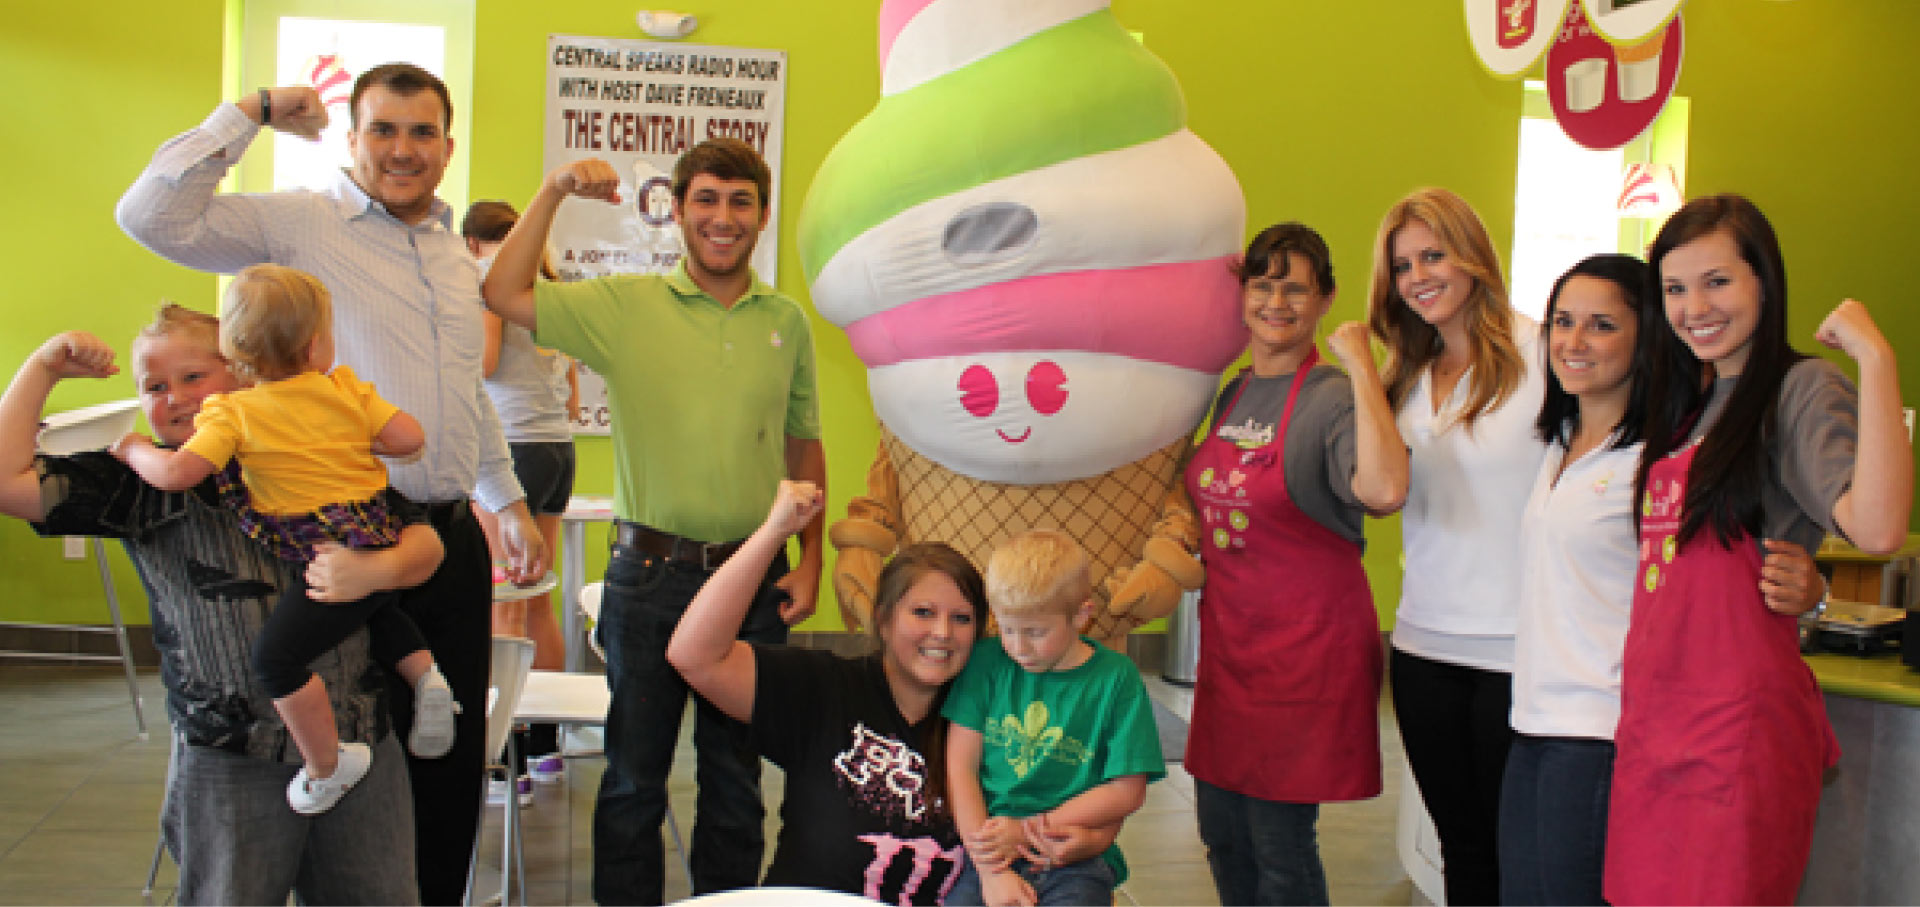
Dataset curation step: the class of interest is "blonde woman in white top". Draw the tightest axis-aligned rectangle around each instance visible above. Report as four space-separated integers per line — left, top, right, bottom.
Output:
1367 187 1547 906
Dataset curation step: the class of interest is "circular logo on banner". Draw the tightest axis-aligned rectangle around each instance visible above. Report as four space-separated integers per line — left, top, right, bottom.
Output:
1546 4 1683 150
635 176 675 227
1463 0 1575 78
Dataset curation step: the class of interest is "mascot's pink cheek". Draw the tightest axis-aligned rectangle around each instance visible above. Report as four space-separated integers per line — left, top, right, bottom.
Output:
958 364 999 418
1025 360 1068 415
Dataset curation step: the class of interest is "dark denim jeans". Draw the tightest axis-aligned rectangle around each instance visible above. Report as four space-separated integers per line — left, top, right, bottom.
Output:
1195 779 1329 906
945 853 1116 907
1498 734 1614 906
591 547 788 905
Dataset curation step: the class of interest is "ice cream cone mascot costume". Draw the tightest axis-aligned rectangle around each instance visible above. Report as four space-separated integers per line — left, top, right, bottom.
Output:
798 0 1247 648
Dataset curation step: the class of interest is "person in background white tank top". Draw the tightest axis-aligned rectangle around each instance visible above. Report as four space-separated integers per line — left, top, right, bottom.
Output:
463 200 579 787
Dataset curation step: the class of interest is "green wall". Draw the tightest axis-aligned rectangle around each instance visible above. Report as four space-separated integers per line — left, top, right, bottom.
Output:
0 2 233 623
3 0 1915 628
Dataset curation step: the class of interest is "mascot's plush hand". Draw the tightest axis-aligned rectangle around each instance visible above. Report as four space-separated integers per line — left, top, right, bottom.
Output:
829 517 897 632
1103 535 1204 625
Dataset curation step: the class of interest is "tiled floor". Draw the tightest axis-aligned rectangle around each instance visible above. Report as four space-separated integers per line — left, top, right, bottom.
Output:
0 663 1418 906
0 666 176 906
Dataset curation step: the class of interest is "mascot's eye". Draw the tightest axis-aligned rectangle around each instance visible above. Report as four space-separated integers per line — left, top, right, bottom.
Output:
958 364 999 418
942 202 1038 265
1026 360 1068 416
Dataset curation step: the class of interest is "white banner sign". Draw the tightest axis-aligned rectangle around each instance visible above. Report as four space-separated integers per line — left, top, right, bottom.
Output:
543 34 788 434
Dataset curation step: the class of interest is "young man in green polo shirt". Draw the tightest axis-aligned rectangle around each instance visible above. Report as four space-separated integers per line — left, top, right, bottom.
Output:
483 139 826 905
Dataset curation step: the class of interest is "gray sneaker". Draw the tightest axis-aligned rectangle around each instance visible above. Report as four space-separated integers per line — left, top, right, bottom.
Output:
409 668 461 758
287 742 372 815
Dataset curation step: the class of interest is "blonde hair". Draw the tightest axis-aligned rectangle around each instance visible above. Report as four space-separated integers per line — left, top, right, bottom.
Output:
985 529 1092 620
134 302 222 358
1366 187 1525 428
220 264 332 382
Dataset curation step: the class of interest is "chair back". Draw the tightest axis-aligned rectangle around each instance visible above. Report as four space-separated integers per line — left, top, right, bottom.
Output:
484 635 537 764
578 582 607 663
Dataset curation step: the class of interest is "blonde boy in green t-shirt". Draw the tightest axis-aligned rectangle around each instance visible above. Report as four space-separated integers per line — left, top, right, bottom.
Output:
944 529 1165 906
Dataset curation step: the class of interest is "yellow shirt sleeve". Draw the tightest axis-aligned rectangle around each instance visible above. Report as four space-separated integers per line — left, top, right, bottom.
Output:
181 392 243 468
331 365 402 435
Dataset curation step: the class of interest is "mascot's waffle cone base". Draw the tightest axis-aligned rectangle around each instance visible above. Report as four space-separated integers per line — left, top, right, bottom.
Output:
882 429 1190 645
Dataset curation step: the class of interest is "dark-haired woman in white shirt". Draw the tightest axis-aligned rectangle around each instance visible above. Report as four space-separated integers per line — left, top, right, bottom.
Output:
1499 253 1822 905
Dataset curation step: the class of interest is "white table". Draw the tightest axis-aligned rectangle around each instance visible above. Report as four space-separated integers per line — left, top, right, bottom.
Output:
515 670 610 725
558 496 614 671
513 670 688 900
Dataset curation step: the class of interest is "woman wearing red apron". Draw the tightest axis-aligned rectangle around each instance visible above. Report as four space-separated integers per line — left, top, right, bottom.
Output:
1607 195 1912 905
1185 223 1408 906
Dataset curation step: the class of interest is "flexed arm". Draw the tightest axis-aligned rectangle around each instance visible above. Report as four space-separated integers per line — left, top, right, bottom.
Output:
116 88 328 273
668 480 824 721
1817 301 1912 555
0 334 120 520
482 159 623 331
235 87 330 139
1327 321 1410 515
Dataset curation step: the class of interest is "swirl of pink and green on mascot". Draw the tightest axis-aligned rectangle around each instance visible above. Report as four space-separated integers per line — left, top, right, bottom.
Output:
798 0 1248 649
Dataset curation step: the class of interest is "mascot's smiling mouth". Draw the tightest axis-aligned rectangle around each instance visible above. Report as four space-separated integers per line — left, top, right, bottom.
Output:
996 426 1032 444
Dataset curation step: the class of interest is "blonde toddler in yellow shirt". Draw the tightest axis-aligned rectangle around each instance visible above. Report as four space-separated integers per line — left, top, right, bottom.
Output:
114 264 457 815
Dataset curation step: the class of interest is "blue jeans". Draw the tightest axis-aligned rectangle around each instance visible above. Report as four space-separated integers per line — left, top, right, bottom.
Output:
1195 779 1328 906
1498 734 1614 906
591 547 789 905
946 854 1116 907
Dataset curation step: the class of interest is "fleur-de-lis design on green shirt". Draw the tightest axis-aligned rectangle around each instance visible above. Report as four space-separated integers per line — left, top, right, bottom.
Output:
986 701 1091 778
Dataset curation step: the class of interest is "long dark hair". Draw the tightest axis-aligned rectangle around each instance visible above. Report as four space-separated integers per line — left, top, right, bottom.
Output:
1534 254 1654 449
1635 194 1807 545
868 542 985 822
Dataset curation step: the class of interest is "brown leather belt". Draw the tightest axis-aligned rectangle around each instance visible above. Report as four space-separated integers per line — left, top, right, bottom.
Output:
611 521 744 572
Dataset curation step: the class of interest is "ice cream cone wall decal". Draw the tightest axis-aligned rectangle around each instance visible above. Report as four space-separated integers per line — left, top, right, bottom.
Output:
799 0 1244 644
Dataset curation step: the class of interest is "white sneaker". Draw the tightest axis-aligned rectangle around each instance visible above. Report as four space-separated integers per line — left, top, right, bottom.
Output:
409 667 461 758
287 742 372 815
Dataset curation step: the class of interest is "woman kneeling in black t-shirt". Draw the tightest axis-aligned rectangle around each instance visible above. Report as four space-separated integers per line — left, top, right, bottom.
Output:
669 480 1117 904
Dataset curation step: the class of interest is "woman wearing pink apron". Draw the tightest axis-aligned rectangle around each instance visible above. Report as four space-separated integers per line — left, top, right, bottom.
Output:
1607 194 1912 905
1184 223 1408 906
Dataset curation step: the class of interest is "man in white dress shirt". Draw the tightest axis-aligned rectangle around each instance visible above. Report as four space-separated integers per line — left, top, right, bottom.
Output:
117 63 548 905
